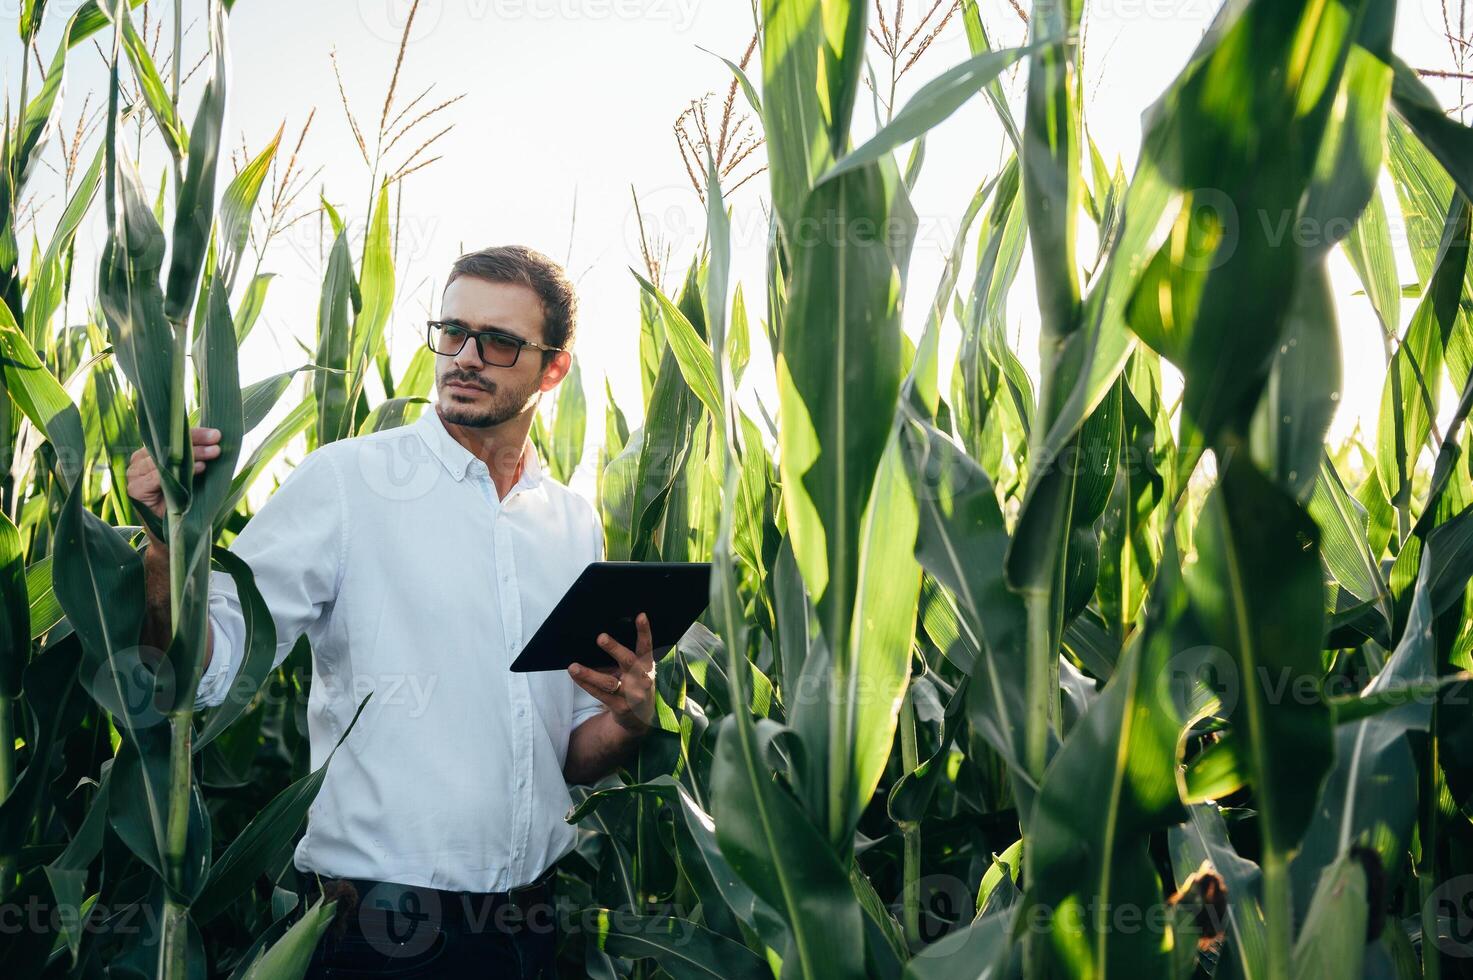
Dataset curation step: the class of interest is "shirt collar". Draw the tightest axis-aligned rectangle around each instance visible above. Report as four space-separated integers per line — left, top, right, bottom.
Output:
414 404 544 491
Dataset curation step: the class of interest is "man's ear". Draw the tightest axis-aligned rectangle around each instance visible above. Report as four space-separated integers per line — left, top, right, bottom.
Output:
538 350 572 392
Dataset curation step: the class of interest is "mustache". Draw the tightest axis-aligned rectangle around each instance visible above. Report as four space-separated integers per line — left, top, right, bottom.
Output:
442 374 493 391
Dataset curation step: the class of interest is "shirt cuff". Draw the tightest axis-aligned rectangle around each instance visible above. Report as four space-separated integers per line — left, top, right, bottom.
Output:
571 695 606 731
194 569 242 709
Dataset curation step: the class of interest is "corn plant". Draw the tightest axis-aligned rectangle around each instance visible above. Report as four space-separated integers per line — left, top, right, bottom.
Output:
570 2 1473 979
0 1 456 976
3 0 1473 979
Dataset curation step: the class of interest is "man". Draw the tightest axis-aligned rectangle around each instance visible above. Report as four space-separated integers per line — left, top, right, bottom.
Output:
127 245 653 977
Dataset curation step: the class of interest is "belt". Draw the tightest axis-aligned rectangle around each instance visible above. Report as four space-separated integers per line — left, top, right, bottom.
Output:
300 866 558 938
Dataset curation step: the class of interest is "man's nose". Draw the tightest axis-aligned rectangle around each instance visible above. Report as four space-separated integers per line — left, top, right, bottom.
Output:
452 338 484 370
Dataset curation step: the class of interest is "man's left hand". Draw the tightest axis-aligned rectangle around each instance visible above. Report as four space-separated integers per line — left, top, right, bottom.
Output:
569 612 656 734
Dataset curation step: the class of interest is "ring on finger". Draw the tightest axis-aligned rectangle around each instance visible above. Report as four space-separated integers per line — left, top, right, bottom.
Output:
613 676 623 693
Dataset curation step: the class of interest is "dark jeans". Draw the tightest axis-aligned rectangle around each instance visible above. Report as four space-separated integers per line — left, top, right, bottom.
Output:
300 875 558 979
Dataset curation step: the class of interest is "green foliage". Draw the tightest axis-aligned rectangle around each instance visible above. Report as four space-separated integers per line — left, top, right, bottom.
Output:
3 1 1473 978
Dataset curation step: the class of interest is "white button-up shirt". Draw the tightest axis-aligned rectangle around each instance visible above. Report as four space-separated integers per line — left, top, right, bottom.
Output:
196 404 606 892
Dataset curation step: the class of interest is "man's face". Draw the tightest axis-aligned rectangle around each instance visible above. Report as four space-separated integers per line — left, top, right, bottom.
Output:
434 278 570 428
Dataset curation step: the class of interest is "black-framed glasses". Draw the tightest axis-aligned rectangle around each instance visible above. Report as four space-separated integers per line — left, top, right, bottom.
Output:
425 320 564 368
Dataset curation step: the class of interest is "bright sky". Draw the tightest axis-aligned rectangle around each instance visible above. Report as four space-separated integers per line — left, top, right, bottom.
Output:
5 1 1471 497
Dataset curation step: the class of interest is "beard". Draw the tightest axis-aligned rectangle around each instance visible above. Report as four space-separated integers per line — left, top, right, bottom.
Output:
437 372 540 428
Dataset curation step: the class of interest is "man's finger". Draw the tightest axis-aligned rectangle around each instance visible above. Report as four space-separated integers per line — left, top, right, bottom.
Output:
634 613 653 661
191 427 222 444
597 632 639 670
577 680 619 708
191 432 223 459
571 663 623 697
127 466 157 493
591 666 622 694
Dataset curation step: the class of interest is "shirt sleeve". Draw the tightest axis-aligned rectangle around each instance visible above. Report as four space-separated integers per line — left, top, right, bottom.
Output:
570 502 608 731
195 448 347 709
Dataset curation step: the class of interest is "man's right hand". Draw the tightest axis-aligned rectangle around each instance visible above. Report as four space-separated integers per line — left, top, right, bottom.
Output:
126 427 224 529
129 428 225 672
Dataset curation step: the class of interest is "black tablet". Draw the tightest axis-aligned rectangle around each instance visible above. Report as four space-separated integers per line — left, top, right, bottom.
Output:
510 561 712 672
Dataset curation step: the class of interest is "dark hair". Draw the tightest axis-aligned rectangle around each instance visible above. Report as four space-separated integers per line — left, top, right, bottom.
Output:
443 245 578 356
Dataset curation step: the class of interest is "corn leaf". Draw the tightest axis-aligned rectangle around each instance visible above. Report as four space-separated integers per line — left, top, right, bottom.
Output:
164 0 227 323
